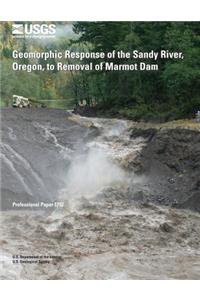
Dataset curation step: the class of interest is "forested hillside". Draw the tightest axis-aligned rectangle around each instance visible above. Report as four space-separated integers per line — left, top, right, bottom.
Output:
72 22 200 121
0 22 199 120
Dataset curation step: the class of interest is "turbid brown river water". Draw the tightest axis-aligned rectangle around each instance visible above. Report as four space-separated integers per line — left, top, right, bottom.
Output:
0 108 200 279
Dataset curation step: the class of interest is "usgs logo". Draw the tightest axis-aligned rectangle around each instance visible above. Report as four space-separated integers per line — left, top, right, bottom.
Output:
12 24 56 37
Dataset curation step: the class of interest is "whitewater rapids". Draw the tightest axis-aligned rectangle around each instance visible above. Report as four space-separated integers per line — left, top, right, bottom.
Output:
0 108 200 279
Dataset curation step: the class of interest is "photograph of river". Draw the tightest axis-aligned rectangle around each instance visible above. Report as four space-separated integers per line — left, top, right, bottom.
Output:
0 21 200 280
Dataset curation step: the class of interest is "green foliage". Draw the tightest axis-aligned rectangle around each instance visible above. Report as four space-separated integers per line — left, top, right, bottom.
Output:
72 21 200 120
1 59 41 101
1 21 199 120
0 22 76 108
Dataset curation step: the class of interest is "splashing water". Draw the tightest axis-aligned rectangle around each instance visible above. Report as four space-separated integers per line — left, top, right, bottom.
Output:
59 147 126 211
1 111 200 280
